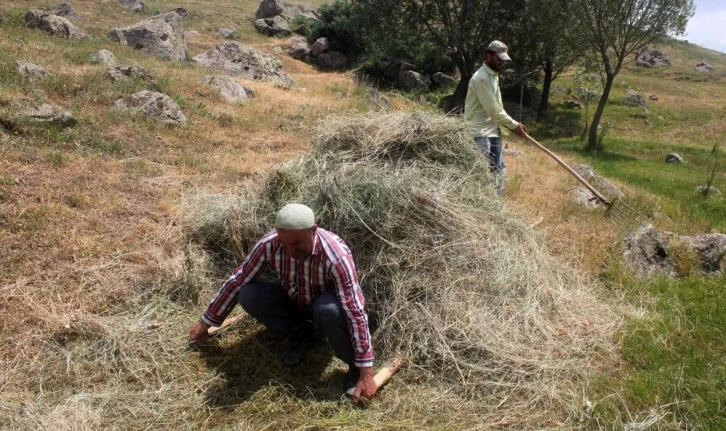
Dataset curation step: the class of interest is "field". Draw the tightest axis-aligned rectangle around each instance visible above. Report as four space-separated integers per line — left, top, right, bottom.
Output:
1 1 725 429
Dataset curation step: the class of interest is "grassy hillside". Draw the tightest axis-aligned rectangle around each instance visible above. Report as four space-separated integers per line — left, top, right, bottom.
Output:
1 1 724 429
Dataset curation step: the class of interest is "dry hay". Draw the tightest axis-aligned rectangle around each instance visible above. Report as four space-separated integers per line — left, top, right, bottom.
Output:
187 111 620 426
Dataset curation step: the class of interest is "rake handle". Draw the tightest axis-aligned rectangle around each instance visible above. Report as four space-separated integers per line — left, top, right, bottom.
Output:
522 133 611 206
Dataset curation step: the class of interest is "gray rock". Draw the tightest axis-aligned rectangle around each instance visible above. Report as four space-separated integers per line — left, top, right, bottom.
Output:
104 65 153 82
573 187 601 209
201 75 248 103
114 90 186 126
16 103 76 127
254 16 291 37
256 0 285 18
193 41 294 86
562 100 583 109
623 90 646 107
25 9 85 39
572 164 625 200
108 13 187 63
16 61 51 81
665 153 684 164
318 51 346 70
677 233 726 272
217 28 237 39
431 72 457 89
636 47 671 68
695 62 713 72
398 69 430 92
696 185 722 197
623 224 677 277
280 4 319 22
310 37 329 57
287 36 310 60
90 49 116 66
169 7 187 18
54 3 80 20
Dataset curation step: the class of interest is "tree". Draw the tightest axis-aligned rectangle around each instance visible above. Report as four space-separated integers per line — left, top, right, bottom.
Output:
355 0 524 113
572 0 694 150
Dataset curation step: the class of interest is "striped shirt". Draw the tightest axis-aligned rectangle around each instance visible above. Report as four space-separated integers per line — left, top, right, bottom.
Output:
202 227 374 367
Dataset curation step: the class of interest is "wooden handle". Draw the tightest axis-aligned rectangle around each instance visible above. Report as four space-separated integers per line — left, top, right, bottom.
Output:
522 133 611 206
207 314 244 335
373 355 405 389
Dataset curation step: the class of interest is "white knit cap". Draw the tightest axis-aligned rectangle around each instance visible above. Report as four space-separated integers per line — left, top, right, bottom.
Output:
275 203 315 230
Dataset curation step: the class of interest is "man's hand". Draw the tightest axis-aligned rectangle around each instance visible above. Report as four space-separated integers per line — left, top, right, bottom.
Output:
512 123 528 137
189 320 211 343
351 366 377 405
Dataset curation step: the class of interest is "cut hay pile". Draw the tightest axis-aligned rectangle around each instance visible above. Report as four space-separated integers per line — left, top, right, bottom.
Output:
188 112 619 425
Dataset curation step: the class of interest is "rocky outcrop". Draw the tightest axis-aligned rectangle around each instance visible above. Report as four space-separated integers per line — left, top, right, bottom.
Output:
25 9 85 39
54 3 80 20
254 15 291 37
15 103 76 128
114 91 186 126
16 61 51 82
193 42 294 86
398 70 430 92
288 36 311 60
108 13 187 63
572 165 624 200
636 47 670 68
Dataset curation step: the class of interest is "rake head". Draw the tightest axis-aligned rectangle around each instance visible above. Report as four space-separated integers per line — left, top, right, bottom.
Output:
604 198 648 233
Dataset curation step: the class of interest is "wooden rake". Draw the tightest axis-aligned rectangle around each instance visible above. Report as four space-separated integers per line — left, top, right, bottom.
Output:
522 133 646 232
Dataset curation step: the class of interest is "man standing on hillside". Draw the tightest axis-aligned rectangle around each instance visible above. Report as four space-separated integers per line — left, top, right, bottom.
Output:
464 40 528 195
189 203 376 404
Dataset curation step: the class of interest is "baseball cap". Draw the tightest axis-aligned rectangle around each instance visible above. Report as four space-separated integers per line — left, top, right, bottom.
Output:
487 40 511 61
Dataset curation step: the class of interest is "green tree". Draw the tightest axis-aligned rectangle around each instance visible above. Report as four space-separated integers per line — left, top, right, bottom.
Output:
572 0 694 150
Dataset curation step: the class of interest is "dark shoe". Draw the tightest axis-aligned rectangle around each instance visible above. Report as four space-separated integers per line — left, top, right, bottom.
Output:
343 366 360 395
281 321 314 367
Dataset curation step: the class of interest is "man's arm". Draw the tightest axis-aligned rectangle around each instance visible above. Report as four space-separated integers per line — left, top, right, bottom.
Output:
472 76 520 132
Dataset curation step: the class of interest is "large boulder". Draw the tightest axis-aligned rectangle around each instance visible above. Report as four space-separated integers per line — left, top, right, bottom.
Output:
317 51 346 70
431 72 457 89
193 41 294 86
254 15 291 37
677 233 726 272
398 70 430 92
288 36 311 60
280 4 319 22
114 91 186 126
104 65 154 82
90 49 116 66
695 62 714 72
572 165 625 200
310 37 329 57
256 0 285 18
16 61 51 82
54 3 80 20
636 47 670 68
201 76 252 104
108 13 187 63
25 9 85 39
15 103 76 127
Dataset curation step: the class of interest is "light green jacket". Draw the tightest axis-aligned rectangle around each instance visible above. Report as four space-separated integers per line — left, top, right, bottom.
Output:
464 63 519 137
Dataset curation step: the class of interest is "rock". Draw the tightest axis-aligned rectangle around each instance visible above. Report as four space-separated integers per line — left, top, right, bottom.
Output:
201 75 248 103
287 36 310 60
623 224 677 277
108 13 187 63
54 3 80 20
16 61 51 81
665 153 684 164
676 233 726 272
90 49 116 66
104 65 153 82
623 90 646 107
562 100 583 109
398 70 430 92
318 51 346 70
696 185 722 197
280 4 319 22
431 72 457 89
695 62 713 72
170 7 187 18
193 41 294 86
217 28 237 39
114 90 186 126
254 16 291 37
636 47 671 67
16 103 76 127
573 187 601 208
572 165 624 200
256 0 285 18
310 37 329 57
25 9 85 39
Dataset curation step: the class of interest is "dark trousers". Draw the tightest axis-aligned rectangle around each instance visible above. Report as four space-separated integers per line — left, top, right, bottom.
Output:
237 281 355 366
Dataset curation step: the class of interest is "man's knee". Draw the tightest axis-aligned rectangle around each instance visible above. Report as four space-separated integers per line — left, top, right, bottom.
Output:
237 283 262 314
314 301 341 325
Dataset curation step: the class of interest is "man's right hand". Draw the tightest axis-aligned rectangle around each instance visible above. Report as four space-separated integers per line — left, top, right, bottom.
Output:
512 123 528 137
189 320 211 343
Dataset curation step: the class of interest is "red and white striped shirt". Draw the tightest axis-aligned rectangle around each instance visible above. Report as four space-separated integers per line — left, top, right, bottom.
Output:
202 227 374 367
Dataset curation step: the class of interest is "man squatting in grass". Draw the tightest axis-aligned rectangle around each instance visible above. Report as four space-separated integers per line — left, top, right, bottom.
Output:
189 203 376 404
464 40 528 195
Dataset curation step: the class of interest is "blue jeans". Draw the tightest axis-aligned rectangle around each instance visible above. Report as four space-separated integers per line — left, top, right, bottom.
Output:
474 136 505 195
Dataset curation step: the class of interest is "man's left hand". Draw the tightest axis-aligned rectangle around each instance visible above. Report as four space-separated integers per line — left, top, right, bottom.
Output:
351 367 377 405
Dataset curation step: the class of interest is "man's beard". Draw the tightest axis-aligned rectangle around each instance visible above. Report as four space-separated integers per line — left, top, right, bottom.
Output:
486 59 501 72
